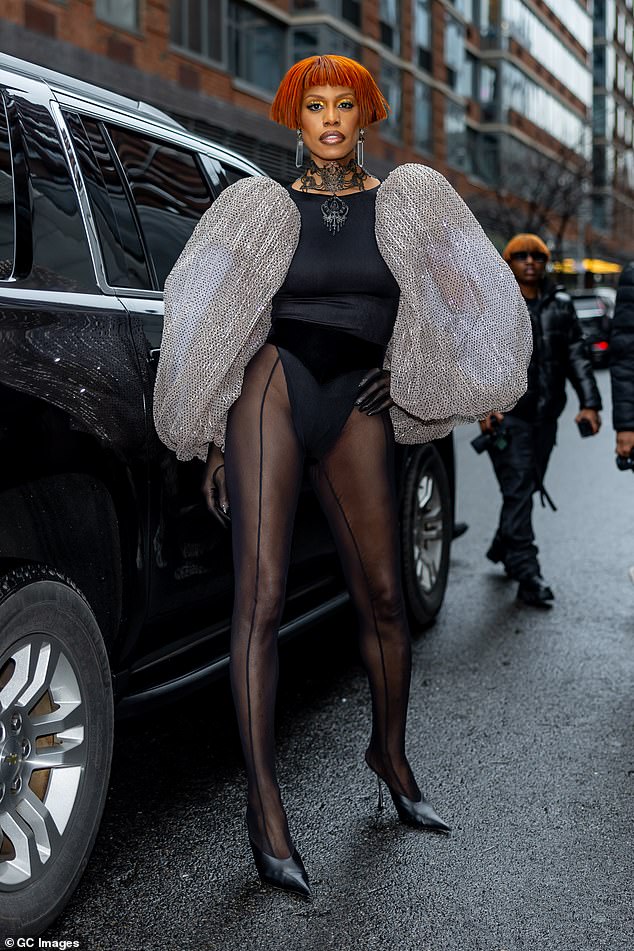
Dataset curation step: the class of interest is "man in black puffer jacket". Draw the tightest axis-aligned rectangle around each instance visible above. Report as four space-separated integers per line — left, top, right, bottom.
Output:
610 263 634 462
479 233 602 606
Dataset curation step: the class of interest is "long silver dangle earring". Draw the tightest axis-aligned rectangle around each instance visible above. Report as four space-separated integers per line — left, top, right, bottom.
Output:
356 128 365 167
295 129 304 168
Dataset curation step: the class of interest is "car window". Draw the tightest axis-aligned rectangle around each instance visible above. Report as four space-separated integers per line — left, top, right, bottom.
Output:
65 112 151 290
222 164 251 187
106 125 213 288
574 297 605 317
0 93 14 280
17 98 96 291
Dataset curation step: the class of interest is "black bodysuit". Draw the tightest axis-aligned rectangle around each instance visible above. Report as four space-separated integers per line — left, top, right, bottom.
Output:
267 185 401 458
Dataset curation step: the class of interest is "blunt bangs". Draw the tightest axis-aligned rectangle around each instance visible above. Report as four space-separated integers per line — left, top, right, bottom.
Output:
270 55 389 129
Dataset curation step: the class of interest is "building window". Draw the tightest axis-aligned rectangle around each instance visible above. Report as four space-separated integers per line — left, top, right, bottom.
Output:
414 80 432 153
479 63 497 120
414 0 432 71
594 46 607 87
292 25 361 63
380 61 402 139
503 0 592 108
592 143 612 187
593 93 606 136
444 14 465 92
171 0 224 63
479 0 492 33
95 0 138 30
380 0 401 54
228 1 286 94
445 98 467 170
447 0 472 21
501 61 588 155
292 1 361 28
592 194 606 231
472 130 499 183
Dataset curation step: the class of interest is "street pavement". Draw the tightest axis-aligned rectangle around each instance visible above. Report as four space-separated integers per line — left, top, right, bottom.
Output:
48 370 633 951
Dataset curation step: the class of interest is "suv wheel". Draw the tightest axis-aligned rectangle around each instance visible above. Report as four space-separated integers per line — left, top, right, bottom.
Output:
0 566 113 937
401 445 451 631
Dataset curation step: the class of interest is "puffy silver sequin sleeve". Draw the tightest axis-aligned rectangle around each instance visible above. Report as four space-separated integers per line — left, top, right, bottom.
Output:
376 164 532 443
153 177 300 460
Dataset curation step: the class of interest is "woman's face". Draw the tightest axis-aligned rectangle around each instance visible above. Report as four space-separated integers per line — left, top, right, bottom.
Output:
299 85 361 166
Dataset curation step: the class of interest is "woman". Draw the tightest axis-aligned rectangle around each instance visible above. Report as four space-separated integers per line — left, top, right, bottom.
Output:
154 55 531 898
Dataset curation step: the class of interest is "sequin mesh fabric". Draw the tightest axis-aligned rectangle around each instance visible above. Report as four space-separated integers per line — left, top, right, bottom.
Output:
154 165 531 459
376 164 532 442
154 177 300 460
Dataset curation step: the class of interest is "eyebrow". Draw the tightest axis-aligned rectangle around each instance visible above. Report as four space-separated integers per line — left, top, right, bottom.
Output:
303 94 356 102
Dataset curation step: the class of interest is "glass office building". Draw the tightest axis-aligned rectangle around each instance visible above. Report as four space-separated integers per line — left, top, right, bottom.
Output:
474 0 593 181
592 0 634 244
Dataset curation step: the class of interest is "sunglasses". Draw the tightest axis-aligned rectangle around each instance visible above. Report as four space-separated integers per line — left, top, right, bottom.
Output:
509 251 549 263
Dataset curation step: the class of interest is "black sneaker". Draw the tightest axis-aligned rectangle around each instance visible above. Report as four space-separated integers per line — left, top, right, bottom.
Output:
452 521 469 540
517 575 555 607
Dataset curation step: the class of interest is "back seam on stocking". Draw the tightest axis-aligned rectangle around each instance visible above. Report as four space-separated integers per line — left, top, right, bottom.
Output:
245 353 281 856
319 426 409 799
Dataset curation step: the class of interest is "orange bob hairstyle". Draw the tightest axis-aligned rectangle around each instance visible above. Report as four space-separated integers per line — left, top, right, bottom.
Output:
502 233 551 263
270 55 389 129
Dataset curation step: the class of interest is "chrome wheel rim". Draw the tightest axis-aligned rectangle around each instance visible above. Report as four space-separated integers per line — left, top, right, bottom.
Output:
412 471 444 594
0 634 86 890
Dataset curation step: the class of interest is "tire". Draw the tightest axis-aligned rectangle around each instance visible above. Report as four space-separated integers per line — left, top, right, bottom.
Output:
400 444 452 631
0 566 113 938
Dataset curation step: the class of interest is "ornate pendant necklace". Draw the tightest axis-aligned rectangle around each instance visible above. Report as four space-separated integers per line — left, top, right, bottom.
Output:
299 159 370 235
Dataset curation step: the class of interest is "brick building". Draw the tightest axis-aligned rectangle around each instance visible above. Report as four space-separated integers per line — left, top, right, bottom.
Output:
1 1 633 265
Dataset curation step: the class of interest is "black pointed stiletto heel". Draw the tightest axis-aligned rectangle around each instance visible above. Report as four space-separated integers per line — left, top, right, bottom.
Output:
249 837 312 899
373 772 451 834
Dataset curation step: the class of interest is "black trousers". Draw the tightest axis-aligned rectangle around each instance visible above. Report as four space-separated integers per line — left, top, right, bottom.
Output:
488 415 558 580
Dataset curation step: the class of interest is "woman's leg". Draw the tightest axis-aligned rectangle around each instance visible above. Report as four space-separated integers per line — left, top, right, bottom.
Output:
224 345 304 859
309 408 419 800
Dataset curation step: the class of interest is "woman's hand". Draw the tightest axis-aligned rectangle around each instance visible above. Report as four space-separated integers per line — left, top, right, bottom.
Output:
202 445 231 526
356 369 394 416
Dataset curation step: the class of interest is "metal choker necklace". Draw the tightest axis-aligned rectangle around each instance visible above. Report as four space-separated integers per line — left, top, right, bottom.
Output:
299 159 371 235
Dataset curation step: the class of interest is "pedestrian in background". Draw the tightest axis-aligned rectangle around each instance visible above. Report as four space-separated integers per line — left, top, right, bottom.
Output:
480 233 602 606
610 262 634 462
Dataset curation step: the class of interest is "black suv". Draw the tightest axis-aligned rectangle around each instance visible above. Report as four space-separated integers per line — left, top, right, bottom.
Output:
0 54 451 936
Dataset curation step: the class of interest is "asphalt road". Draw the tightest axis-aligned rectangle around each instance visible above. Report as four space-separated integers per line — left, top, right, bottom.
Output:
48 370 633 951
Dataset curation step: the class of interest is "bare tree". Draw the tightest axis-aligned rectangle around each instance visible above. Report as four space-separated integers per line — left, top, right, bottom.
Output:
467 135 592 258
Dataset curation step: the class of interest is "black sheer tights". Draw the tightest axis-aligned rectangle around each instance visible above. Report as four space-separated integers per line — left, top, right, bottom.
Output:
225 345 419 860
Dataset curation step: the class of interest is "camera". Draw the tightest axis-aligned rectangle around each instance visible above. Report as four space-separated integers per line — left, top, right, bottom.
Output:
471 417 511 454
615 454 634 472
